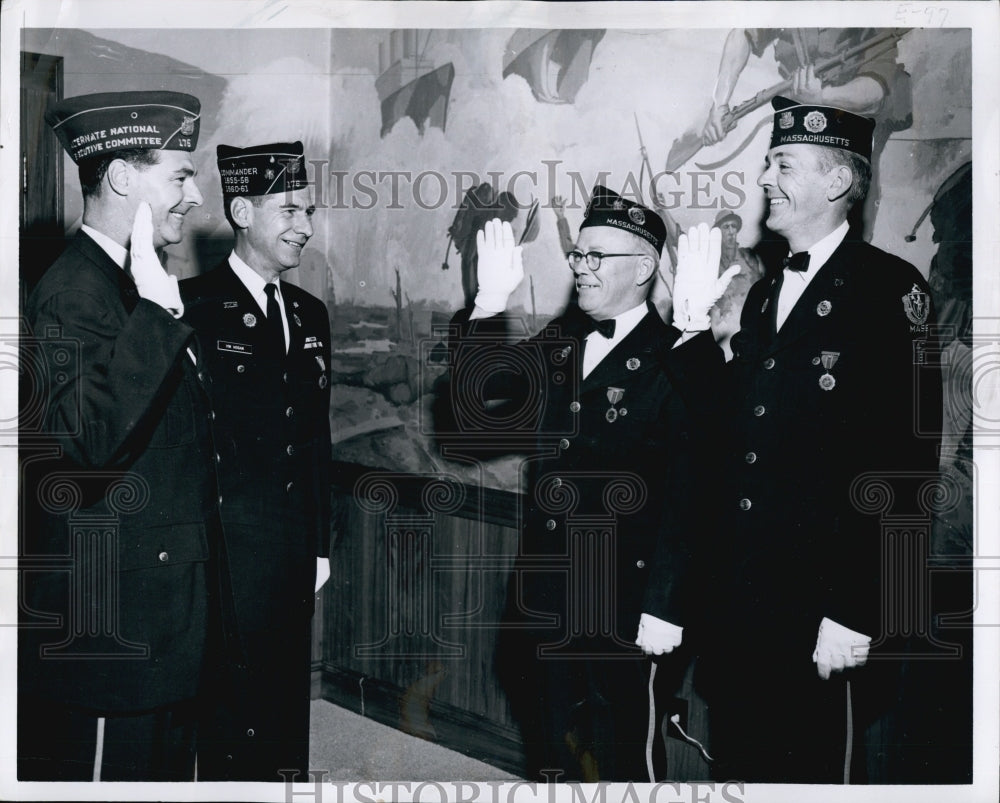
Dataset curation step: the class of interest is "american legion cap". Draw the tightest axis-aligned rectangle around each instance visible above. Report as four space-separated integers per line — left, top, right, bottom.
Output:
45 91 201 163
579 185 667 255
216 141 309 198
769 95 876 162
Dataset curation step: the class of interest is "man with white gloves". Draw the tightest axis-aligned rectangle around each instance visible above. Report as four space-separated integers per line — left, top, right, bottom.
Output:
695 97 942 782
448 186 734 781
20 92 231 781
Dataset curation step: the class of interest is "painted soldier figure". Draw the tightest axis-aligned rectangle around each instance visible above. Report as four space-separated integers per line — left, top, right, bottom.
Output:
180 141 332 781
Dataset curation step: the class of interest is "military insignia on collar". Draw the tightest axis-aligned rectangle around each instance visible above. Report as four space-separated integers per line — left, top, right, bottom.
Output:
224 301 238 309
779 111 794 129
243 313 257 328
628 207 645 225
816 300 832 317
804 111 828 133
626 357 640 371
902 284 930 326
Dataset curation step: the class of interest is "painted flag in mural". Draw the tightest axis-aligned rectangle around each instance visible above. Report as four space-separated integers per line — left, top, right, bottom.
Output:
378 62 456 137
503 29 606 104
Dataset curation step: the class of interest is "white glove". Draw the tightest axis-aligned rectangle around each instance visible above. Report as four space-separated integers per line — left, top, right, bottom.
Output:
635 612 683 655
812 616 871 680
473 218 524 314
130 202 184 317
315 556 331 593
671 223 740 332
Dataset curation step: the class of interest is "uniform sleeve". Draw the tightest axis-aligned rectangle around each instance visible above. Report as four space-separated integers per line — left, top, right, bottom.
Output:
643 329 729 626
822 266 942 634
30 289 195 469
313 305 334 557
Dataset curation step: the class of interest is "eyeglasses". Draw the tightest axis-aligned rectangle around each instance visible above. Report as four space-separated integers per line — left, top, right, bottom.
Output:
566 250 645 271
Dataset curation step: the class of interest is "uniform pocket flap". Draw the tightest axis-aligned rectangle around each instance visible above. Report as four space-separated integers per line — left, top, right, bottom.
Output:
119 522 210 572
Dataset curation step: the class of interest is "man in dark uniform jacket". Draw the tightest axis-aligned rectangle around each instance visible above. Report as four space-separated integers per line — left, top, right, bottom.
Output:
697 97 942 782
19 91 227 780
180 141 332 781
447 189 735 781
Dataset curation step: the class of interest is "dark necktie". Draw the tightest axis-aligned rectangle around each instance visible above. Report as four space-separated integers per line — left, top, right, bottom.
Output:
264 283 285 355
585 317 616 339
783 252 811 272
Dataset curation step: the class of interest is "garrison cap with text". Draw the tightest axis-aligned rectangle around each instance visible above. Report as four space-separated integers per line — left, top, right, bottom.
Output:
579 186 667 255
217 141 309 198
45 91 201 163
769 95 875 162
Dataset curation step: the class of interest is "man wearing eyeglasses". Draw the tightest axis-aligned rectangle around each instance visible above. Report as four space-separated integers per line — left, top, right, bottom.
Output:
447 186 735 781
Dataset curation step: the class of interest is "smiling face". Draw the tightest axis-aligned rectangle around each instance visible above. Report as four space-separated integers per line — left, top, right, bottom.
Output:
128 150 203 248
757 143 841 251
240 187 316 277
572 226 653 320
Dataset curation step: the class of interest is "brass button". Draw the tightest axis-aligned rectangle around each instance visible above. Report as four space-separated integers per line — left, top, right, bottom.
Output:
558 438 570 450
158 551 169 562
569 401 581 412
812 356 822 366
753 405 765 417
286 406 294 418
745 452 757 464
286 481 294 492
739 498 752 511
763 358 775 370
209 410 216 420
218 495 223 506
215 453 221 464
197 371 205 382
247 728 255 737
636 560 645 569
283 372 289 384
286 444 295 456
236 364 246 374
545 519 557 531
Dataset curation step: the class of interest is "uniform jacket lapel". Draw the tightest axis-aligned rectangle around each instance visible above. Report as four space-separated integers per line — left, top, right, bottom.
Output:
761 242 853 356
580 308 671 394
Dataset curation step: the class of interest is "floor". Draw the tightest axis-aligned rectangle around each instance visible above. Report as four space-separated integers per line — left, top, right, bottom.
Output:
308 700 518 781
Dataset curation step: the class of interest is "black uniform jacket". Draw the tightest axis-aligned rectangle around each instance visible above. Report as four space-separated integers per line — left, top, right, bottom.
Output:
449 302 724 651
704 238 942 668
181 263 331 638
20 231 224 712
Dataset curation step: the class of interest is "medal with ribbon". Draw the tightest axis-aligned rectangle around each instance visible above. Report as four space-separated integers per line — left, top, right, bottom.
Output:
819 350 839 391
605 386 624 422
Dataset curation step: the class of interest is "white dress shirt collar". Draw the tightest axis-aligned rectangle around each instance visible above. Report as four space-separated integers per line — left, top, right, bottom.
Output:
775 220 849 330
582 301 650 378
81 224 128 269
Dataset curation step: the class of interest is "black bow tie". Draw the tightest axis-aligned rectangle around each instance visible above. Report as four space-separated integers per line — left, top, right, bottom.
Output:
783 252 811 272
585 317 616 339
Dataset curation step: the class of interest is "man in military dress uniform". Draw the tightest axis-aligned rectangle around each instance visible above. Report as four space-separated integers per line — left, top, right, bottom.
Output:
19 91 227 780
180 141 331 781
696 97 942 782
447 188 735 781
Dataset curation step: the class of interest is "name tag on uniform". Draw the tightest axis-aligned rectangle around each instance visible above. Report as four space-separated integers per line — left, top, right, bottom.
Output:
218 340 252 354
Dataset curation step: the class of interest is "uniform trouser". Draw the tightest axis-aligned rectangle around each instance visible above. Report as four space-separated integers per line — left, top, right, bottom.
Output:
705 664 854 783
197 618 313 782
17 695 198 781
519 652 669 783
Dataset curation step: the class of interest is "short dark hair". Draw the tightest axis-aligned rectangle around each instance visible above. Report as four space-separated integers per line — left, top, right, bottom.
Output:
78 148 159 198
815 146 872 209
222 195 267 230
